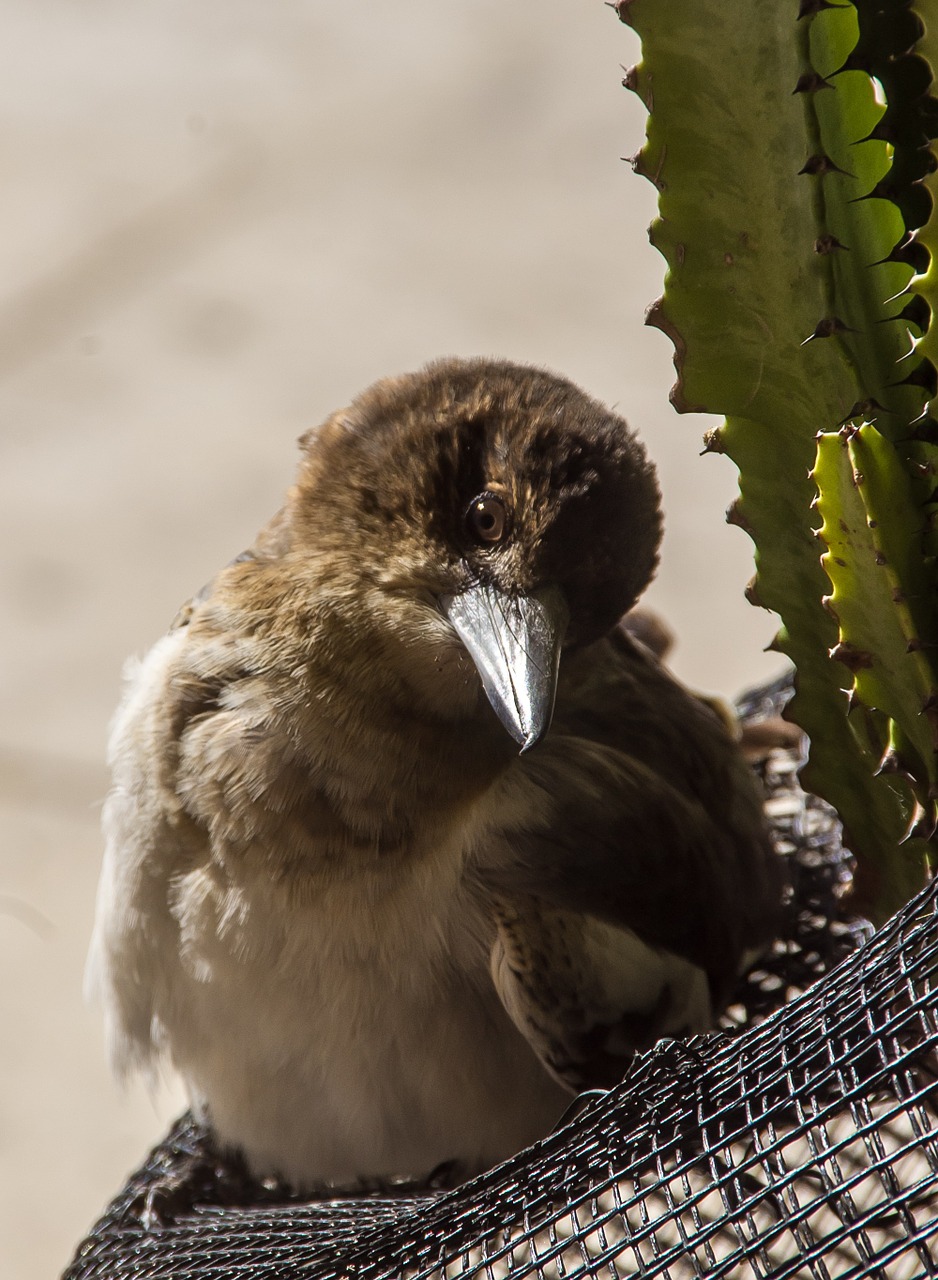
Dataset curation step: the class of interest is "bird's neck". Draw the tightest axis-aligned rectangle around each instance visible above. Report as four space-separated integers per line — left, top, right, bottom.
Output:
281 585 517 850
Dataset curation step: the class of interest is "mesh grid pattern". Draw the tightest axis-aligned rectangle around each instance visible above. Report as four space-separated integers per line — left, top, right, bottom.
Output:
337 883 938 1280
63 683 938 1279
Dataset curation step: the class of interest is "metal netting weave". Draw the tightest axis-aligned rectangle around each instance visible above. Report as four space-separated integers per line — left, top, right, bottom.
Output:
63 679 938 1279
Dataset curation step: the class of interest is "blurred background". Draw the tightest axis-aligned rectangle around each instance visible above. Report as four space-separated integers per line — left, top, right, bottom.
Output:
0 3 783 1276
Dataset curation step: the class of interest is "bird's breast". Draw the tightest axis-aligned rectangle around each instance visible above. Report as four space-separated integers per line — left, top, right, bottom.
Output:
166 816 566 1185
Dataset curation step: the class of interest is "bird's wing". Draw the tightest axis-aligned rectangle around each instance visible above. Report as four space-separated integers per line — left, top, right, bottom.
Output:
87 531 310 1080
86 623 216 1078
488 892 712 1091
476 629 784 1089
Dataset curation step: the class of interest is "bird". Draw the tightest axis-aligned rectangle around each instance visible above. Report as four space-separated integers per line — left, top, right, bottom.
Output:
88 356 784 1193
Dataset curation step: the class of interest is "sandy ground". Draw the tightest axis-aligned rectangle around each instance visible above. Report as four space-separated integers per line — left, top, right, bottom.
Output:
0 4 783 1276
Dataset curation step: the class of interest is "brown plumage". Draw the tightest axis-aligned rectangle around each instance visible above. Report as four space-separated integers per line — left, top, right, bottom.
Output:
88 357 784 1189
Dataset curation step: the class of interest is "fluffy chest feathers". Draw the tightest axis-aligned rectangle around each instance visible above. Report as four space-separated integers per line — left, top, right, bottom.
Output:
93 616 568 1186
166 565 513 861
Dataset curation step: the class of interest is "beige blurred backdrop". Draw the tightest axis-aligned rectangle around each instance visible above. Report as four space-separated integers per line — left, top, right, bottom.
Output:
0 3 784 1276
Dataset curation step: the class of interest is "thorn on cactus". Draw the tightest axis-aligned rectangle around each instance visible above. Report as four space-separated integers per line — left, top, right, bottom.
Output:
858 176 901 205
906 802 938 842
909 418 938 444
876 746 905 777
894 295 931 332
859 119 898 146
793 72 833 94
802 317 857 344
631 152 664 189
797 0 845 17
701 427 725 455
841 399 885 424
799 154 853 178
815 234 848 254
889 364 938 394
840 48 873 76
875 237 930 273
831 642 875 672
725 499 754 534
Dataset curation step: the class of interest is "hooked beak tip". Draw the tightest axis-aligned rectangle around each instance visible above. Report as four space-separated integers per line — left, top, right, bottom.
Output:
518 723 548 754
440 583 567 750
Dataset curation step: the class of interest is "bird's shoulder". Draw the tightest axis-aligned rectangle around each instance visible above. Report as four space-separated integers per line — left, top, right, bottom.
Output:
553 627 741 804
477 628 783 994
104 527 338 879
169 505 295 633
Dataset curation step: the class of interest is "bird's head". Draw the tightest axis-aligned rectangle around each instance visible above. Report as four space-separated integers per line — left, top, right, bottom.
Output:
291 358 662 751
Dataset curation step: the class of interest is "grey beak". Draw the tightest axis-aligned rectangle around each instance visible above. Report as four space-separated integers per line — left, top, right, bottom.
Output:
440 583 568 752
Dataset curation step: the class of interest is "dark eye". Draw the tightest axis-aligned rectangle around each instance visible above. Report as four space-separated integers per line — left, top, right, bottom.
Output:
466 492 510 544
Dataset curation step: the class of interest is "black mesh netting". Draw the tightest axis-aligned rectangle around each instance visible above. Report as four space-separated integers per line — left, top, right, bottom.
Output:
63 676 938 1279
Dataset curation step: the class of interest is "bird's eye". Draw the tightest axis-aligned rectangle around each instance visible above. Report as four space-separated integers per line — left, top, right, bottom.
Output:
466 492 510 545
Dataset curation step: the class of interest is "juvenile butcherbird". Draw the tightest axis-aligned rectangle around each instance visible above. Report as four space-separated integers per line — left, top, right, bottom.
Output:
89 358 783 1191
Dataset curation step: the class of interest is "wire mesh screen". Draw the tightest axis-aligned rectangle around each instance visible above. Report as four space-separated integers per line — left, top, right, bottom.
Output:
63 680 938 1279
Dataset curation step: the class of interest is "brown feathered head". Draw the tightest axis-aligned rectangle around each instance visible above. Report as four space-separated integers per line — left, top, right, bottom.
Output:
292 357 662 748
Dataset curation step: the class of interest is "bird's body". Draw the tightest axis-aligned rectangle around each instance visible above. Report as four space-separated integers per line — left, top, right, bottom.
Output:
89 358 783 1189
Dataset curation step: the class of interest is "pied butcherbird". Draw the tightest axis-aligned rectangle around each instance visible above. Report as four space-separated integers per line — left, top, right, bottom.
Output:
89 358 783 1190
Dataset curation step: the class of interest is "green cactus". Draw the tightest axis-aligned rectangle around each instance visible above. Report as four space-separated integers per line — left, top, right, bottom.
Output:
618 0 938 922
